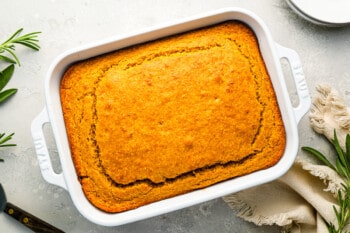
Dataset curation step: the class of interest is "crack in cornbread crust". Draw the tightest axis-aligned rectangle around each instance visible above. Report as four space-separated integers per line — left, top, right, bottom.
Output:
60 21 286 212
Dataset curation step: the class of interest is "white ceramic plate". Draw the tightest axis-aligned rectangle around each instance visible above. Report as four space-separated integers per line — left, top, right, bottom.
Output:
31 7 311 226
287 0 350 26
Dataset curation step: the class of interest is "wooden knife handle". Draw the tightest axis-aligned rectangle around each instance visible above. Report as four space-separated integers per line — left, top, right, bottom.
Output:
4 202 65 233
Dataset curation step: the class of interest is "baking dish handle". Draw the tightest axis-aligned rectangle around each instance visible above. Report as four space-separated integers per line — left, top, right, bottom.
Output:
275 43 311 123
31 108 68 190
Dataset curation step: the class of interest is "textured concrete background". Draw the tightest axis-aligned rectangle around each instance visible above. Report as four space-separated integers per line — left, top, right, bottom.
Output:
1 0 350 232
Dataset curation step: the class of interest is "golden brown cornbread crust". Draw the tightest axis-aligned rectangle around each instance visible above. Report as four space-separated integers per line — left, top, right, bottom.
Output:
60 21 286 213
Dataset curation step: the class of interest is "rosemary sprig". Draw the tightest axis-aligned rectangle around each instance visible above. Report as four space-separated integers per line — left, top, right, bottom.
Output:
0 132 16 162
0 132 16 147
0 28 41 105
0 28 41 66
0 28 41 162
302 130 350 233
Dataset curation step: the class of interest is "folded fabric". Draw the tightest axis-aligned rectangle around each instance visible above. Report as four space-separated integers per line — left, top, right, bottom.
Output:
223 84 350 233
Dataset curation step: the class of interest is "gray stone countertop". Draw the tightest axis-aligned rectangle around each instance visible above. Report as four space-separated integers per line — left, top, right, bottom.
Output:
1 0 350 232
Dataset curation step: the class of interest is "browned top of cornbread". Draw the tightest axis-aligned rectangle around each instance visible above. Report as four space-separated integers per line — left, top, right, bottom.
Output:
60 20 286 213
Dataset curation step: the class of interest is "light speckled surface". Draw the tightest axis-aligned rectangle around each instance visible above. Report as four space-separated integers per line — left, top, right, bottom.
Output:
0 0 349 232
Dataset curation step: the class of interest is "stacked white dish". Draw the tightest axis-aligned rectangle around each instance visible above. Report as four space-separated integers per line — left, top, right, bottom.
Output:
286 0 350 26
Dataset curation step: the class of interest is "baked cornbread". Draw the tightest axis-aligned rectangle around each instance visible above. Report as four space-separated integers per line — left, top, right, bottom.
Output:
60 20 286 213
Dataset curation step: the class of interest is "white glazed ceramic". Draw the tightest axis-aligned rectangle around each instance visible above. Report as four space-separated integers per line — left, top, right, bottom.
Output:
287 0 350 26
31 7 310 226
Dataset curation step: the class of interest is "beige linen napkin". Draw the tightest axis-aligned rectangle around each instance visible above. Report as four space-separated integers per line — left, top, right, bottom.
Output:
223 84 350 233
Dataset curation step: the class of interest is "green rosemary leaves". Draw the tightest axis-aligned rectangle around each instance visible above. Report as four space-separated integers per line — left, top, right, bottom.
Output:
302 130 350 233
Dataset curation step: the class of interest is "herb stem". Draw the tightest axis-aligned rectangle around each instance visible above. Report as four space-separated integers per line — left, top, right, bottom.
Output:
302 130 350 232
0 28 41 65
0 28 41 162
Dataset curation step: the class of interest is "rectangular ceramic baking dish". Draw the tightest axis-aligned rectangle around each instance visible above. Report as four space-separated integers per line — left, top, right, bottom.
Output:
31 7 310 226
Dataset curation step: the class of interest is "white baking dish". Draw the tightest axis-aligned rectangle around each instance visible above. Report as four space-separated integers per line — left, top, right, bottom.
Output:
31 7 310 226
